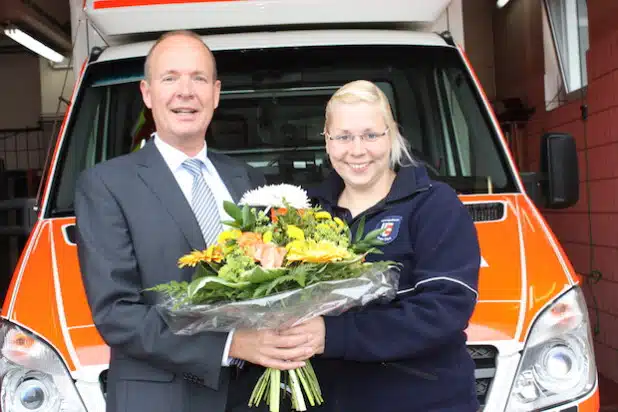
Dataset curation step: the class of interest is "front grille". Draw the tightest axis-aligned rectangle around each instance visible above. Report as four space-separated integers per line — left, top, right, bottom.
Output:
467 345 497 408
465 202 505 222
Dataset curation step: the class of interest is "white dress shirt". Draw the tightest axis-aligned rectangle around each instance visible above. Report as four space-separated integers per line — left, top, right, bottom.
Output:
153 134 236 367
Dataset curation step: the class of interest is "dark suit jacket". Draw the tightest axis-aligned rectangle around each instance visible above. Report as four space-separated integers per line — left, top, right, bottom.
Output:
74 140 266 412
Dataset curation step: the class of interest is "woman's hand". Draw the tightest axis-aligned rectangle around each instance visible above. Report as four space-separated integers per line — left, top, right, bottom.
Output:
280 317 326 359
229 329 312 369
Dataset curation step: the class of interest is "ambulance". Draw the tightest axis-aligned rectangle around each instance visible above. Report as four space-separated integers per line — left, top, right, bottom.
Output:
0 0 600 411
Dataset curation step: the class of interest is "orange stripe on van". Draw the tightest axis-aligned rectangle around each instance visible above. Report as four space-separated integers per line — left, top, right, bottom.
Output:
467 301 520 341
5 222 76 370
1 222 44 317
50 218 96 328
515 197 578 342
472 198 522 301
577 386 600 411
93 0 245 9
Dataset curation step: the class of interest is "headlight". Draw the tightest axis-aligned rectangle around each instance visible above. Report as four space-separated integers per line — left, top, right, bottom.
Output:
0 320 86 412
506 287 596 411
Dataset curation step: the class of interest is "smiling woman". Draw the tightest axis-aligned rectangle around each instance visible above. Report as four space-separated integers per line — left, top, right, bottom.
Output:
303 79 482 412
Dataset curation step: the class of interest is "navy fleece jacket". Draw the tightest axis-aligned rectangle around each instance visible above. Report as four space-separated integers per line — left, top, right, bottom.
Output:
307 164 481 412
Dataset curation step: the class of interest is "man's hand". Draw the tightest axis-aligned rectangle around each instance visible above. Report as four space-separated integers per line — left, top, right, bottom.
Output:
280 317 325 359
229 329 313 370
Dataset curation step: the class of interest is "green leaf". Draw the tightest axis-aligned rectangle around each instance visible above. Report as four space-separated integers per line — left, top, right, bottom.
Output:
187 276 250 298
241 266 289 284
221 219 241 228
362 247 384 255
363 227 386 242
242 204 251 225
145 280 189 299
354 216 366 243
223 200 243 222
252 273 307 298
238 204 256 230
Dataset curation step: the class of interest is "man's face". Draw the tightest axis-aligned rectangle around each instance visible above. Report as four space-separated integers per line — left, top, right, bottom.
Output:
140 35 220 145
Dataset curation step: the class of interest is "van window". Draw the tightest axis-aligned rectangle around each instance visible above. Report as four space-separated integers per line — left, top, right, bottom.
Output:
49 45 517 216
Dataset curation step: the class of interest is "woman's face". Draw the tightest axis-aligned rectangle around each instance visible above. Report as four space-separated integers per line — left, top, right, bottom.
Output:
325 102 392 191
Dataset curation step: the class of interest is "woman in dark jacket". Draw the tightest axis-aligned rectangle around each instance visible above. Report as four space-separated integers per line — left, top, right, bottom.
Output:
282 80 481 412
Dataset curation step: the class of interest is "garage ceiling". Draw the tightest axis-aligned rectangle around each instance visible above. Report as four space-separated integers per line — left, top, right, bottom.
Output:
0 0 71 56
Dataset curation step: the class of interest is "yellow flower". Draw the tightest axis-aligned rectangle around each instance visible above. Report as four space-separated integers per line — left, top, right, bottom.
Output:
177 245 223 268
263 231 273 244
314 211 332 220
286 225 305 241
334 217 345 228
316 223 331 231
285 239 306 251
217 229 241 244
286 240 351 263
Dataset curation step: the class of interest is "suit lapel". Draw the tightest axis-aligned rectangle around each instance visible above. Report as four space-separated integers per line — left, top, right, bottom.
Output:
133 141 206 251
208 152 249 203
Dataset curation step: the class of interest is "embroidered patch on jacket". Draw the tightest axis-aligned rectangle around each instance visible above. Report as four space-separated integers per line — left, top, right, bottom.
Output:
375 216 403 243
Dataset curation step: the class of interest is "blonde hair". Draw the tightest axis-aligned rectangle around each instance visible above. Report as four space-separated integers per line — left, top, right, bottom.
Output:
144 30 217 82
324 80 416 168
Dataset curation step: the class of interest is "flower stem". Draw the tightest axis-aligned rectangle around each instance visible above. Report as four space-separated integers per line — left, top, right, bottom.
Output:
249 362 323 411
288 368 307 411
269 369 280 412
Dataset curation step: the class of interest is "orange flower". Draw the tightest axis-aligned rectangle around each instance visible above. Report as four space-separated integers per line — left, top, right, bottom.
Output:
253 243 287 269
177 245 223 268
270 208 288 223
237 232 265 260
237 232 263 249
270 207 306 222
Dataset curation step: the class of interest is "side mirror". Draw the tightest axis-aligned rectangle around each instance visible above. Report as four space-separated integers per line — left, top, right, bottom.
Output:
539 132 579 209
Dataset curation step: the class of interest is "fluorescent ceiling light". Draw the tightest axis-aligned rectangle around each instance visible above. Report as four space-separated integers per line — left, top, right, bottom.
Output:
497 0 511 8
4 27 65 63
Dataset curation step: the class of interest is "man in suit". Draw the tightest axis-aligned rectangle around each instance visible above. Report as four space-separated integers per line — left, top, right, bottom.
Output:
75 30 313 412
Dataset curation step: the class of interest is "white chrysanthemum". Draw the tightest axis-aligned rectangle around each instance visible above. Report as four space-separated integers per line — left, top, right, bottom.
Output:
239 184 310 209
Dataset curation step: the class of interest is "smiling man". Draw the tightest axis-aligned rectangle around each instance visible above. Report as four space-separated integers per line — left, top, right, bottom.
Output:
140 32 220 156
74 30 313 412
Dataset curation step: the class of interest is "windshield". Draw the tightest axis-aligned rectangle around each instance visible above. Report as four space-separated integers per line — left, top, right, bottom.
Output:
49 44 517 216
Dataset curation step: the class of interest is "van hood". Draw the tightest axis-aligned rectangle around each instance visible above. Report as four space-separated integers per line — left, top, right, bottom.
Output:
1 194 577 378
463 194 577 343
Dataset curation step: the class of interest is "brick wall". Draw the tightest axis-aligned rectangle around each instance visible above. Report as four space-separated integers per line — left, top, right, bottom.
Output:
494 0 618 383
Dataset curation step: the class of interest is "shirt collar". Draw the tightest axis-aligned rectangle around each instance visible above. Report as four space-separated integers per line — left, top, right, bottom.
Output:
153 133 210 173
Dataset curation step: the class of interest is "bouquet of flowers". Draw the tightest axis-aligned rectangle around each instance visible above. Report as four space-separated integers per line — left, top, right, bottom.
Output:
150 184 400 412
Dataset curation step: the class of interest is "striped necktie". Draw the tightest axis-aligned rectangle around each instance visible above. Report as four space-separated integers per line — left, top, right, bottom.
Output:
182 158 223 246
183 158 245 369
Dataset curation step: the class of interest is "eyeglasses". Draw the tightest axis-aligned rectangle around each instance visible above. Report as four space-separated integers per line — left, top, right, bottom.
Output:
323 128 389 144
